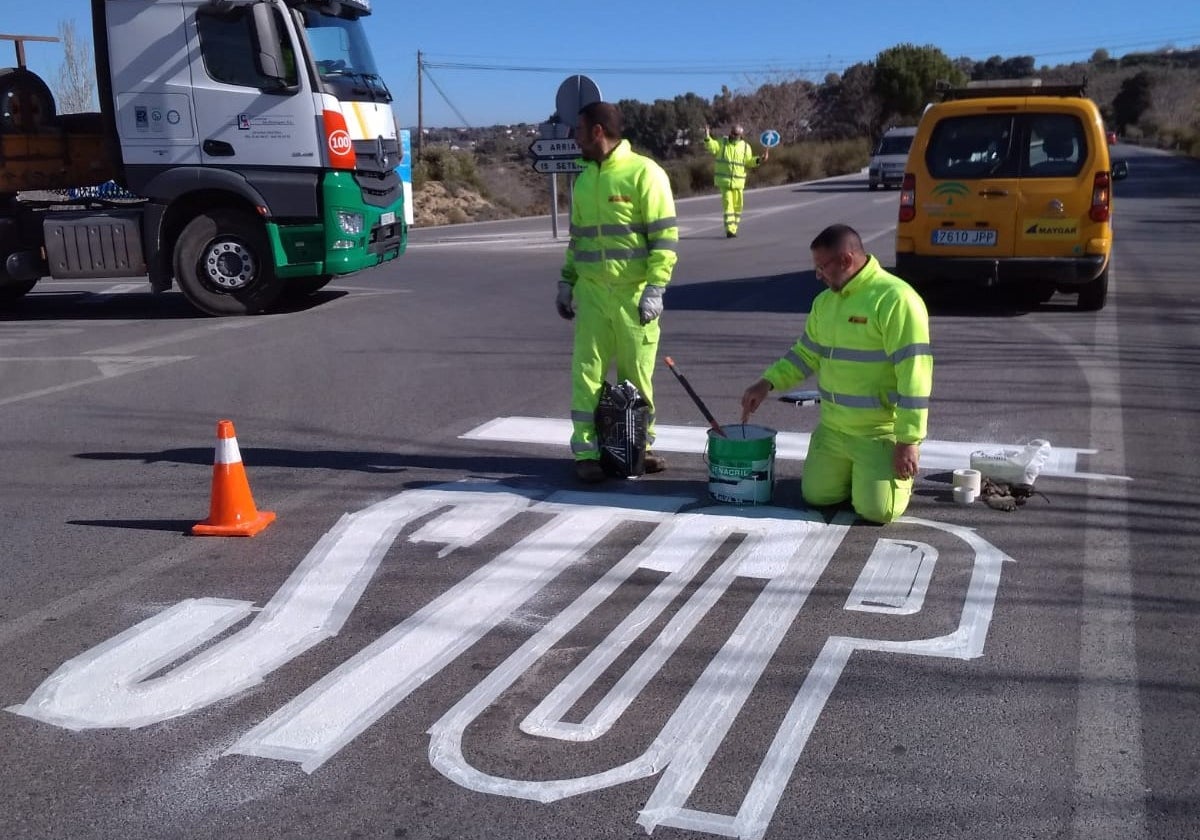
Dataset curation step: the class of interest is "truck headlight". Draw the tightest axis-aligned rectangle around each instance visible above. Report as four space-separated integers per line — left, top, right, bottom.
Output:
336 211 364 235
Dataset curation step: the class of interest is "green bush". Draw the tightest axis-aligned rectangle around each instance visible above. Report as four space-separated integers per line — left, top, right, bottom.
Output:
414 147 486 194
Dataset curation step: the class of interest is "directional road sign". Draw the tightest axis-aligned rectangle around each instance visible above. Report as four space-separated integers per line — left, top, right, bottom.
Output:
532 158 585 174
529 138 580 160
760 129 781 148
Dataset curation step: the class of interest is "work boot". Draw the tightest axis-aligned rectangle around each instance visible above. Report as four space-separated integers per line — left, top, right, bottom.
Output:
574 459 606 484
725 230 737 238
643 451 667 474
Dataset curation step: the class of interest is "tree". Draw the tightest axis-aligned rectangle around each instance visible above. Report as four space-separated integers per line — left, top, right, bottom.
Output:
53 19 96 114
1112 71 1154 133
814 62 880 140
873 44 964 120
1090 48 1111 64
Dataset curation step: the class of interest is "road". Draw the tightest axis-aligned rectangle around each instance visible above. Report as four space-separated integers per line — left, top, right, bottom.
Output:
0 144 1197 840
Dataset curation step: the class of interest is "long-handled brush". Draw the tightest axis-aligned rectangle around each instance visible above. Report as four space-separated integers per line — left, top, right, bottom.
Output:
664 356 726 438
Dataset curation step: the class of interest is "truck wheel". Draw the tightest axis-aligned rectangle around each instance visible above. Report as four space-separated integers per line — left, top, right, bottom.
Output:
1077 267 1109 312
173 209 284 315
282 274 334 299
0 274 37 306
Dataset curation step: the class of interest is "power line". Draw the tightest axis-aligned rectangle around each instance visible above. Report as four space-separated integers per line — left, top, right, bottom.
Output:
420 62 473 128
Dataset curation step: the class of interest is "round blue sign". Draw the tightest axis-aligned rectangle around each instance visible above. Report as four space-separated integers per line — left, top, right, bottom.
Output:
760 129 781 148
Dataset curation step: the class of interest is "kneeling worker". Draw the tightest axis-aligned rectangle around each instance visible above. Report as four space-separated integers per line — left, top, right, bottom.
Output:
740 224 932 523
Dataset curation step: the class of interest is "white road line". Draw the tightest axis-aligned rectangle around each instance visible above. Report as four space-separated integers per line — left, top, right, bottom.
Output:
0 355 191 407
1028 274 1146 839
460 417 1130 482
84 320 258 356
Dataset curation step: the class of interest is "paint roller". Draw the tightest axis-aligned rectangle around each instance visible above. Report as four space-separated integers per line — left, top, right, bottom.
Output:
663 356 726 438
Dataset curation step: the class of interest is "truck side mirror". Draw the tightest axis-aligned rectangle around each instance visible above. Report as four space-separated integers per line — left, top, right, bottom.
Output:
251 3 289 90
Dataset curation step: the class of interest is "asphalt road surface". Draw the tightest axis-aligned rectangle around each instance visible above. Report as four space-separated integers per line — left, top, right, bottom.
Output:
1 145 1197 840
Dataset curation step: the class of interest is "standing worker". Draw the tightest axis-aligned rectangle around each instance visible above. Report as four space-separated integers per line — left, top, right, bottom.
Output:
556 101 679 484
740 224 932 523
703 124 768 238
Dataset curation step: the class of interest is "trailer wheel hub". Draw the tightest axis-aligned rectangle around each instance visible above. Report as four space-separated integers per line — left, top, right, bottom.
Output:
203 241 256 290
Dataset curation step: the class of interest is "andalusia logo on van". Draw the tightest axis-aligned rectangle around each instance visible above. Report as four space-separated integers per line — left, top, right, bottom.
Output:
931 182 969 204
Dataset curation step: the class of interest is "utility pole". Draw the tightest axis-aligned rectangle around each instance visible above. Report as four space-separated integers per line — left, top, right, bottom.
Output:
415 50 423 162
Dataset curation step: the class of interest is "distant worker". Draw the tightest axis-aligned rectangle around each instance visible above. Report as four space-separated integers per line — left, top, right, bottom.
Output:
556 101 680 484
703 123 768 237
740 224 932 524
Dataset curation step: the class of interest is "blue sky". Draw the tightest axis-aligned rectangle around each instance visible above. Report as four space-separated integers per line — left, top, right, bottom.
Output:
10 1 1200 128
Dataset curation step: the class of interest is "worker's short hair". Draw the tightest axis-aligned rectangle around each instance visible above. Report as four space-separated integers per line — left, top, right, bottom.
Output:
811 224 865 255
732 124 745 135
579 102 623 140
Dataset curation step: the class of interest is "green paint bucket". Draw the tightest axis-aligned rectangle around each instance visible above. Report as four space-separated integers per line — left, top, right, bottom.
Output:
705 424 777 505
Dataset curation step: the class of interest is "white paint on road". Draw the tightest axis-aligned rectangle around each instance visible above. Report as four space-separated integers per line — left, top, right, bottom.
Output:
461 416 1130 481
11 483 1015 840
230 490 691 771
844 539 937 614
9 485 523 729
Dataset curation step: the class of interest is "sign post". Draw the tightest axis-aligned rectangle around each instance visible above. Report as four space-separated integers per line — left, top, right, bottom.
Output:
529 75 602 239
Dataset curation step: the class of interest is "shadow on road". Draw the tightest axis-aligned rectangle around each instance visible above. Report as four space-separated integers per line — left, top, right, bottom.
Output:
667 271 823 314
1 289 348 321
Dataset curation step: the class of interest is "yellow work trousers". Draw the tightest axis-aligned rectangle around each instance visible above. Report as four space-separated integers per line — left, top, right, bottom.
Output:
720 187 745 235
569 277 660 461
801 423 913 524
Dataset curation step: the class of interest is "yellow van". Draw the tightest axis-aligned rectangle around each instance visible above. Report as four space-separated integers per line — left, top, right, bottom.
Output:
894 82 1128 310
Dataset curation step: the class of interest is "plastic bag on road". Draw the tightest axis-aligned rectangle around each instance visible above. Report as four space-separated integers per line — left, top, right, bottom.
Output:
970 439 1051 485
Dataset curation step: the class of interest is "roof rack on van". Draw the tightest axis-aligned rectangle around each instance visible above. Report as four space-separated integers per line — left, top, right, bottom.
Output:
936 78 1087 100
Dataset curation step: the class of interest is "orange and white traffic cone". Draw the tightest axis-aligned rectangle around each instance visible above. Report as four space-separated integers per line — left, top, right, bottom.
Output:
192 419 276 537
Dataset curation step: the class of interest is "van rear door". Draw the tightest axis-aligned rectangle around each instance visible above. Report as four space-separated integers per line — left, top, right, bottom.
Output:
1015 110 1097 260
920 113 1019 259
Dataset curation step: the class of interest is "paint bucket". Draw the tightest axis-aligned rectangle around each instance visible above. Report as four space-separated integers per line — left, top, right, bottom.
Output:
705 424 777 505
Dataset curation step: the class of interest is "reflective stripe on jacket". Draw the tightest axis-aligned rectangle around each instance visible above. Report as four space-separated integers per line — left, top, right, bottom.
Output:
561 139 678 290
704 136 760 190
762 256 932 442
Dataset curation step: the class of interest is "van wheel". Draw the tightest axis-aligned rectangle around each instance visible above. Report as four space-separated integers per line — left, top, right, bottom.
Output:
868 182 878 191
1077 267 1109 311
173 209 284 315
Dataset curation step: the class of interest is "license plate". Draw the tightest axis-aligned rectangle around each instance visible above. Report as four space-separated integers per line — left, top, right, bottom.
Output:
380 211 396 227
932 229 996 246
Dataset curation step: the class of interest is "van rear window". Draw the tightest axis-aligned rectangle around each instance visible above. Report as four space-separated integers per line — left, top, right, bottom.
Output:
926 113 1088 179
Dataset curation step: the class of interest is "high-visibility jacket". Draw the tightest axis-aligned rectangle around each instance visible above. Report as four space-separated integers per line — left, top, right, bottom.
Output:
704 135 761 191
761 256 932 443
561 139 678 290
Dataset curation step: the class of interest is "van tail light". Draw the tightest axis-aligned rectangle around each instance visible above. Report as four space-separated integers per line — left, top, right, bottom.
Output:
899 174 916 222
1089 171 1111 222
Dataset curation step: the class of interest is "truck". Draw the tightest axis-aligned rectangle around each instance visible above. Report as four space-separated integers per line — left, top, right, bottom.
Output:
0 0 406 316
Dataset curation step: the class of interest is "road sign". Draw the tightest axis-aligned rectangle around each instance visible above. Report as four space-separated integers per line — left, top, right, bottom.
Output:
533 158 585 174
529 138 580 159
555 74 602 124
760 129 781 148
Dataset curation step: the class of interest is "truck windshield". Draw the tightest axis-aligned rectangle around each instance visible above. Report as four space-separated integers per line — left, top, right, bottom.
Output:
301 11 391 102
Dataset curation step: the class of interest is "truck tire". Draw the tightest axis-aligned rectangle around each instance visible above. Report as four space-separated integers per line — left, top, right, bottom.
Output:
1076 266 1109 312
173 209 284 315
0 274 37 306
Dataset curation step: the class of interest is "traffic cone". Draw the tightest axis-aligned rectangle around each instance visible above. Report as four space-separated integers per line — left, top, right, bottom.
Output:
192 419 276 537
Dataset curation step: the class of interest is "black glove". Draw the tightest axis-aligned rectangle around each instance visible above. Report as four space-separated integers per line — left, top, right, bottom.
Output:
556 281 575 320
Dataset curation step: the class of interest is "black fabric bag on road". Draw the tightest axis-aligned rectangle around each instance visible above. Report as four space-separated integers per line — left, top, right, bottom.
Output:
596 380 649 478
